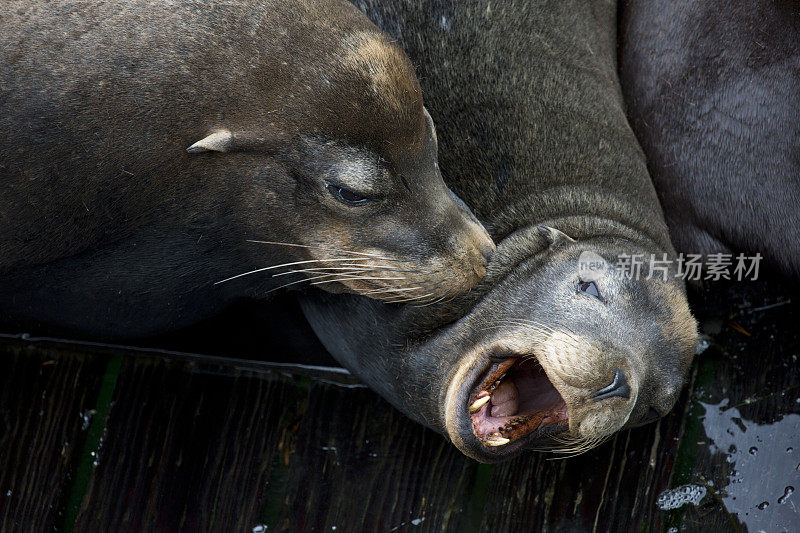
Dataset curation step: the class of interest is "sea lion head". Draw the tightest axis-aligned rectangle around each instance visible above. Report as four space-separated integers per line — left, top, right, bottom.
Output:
185 12 494 303
299 224 698 463
442 226 698 461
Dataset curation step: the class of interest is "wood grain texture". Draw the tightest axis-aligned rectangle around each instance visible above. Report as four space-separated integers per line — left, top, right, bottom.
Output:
0 280 796 531
658 281 800 533
274 382 477 532
0 342 106 531
74 356 296 531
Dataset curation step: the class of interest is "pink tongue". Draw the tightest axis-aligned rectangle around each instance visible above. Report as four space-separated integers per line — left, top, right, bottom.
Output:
490 380 519 417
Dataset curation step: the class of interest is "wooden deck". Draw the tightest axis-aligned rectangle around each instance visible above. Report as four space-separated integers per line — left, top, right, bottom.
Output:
0 279 798 532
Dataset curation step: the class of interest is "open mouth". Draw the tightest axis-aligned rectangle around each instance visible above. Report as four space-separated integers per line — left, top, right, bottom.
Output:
469 355 569 447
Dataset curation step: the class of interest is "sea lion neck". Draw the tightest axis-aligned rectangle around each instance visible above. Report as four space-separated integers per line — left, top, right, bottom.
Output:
393 0 670 254
485 183 674 256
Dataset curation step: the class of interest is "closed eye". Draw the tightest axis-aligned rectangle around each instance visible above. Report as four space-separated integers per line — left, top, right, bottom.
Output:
576 280 604 301
325 182 373 206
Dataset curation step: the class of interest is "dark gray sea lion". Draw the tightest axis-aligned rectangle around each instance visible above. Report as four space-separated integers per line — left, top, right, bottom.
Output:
619 1 800 278
299 0 699 461
0 0 493 338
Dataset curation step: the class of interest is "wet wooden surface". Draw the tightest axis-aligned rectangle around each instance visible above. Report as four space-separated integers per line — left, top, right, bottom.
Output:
0 280 798 532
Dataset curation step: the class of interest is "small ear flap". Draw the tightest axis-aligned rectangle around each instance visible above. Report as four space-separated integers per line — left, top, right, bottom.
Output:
537 225 576 247
186 130 234 154
423 106 438 145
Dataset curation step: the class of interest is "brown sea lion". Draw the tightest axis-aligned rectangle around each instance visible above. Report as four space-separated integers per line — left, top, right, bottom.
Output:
299 0 699 461
0 0 493 338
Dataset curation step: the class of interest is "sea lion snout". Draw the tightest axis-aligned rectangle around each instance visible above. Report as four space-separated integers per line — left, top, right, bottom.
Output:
455 215 495 282
444 188 496 281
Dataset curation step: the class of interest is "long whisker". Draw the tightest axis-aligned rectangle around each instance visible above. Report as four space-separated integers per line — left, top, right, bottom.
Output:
310 275 405 286
364 278 443 297
337 263 420 274
214 258 371 285
412 283 456 307
366 278 447 302
369 286 423 294
385 291 438 303
271 266 380 278
246 240 410 262
258 257 372 271
264 272 347 293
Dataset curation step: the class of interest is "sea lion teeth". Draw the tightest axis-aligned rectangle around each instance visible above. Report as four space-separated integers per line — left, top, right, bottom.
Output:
488 373 507 393
485 433 510 446
469 395 491 413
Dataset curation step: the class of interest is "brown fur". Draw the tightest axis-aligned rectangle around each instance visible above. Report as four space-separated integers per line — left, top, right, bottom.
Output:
0 0 493 337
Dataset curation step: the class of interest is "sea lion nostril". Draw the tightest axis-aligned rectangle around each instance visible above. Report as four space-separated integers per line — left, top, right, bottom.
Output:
590 369 631 401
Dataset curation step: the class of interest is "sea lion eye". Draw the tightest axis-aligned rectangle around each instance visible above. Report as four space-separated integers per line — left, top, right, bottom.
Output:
325 182 372 206
576 280 603 301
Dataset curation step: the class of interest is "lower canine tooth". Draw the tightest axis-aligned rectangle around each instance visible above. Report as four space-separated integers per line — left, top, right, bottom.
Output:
469 395 491 413
486 433 510 446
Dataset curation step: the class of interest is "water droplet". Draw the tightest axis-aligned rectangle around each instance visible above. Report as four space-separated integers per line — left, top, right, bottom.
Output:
787 447 794 453
778 486 794 505
252 526 267 533
695 339 710 354
757 501 769 510
749 446 758 455
656 484 707 510
728 444 737 454
80 409 96 431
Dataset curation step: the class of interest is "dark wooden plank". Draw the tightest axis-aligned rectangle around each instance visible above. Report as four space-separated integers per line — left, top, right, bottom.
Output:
74 355 299 531
0 342 107 531
274 382 478 532
3 278 796 532
474 402 685 532
658 280 800 533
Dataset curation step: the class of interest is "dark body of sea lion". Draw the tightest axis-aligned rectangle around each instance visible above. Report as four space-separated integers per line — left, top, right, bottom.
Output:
0 0 494 338
619 1 800 278
299 0 699 462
